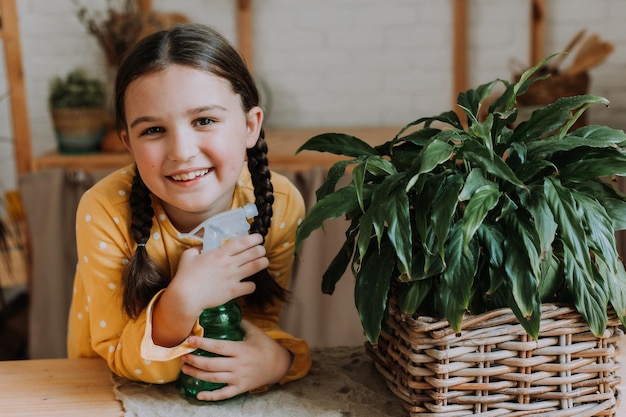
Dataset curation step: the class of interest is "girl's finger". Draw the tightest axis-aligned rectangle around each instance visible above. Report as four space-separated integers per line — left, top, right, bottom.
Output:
182 354 233 373
197 384 243 402
188 336 242 357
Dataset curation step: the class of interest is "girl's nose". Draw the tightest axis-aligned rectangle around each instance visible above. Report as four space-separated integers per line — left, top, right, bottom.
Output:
167 127 198 161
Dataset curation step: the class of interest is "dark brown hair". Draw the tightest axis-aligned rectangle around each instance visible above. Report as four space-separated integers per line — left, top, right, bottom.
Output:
115 23 285 318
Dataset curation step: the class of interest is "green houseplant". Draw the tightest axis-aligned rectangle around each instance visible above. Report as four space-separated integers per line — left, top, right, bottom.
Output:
295 56 626 343
49 68 107 153
294 56 626 414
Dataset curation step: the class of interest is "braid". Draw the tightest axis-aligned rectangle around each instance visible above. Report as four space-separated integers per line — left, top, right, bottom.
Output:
245 130 288 309
121 170 169 318
247 129 274 236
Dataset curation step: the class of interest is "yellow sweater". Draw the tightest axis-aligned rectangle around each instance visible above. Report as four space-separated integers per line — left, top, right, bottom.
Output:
67 164 311 387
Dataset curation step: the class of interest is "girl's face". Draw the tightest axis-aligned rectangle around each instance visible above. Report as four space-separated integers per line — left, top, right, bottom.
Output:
120 64 262 232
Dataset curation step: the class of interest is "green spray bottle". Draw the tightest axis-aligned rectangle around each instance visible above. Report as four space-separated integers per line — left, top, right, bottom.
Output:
176 203 258 400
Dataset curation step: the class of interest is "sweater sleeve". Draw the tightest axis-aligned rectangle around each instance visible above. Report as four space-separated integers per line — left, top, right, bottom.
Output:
67 184 186 383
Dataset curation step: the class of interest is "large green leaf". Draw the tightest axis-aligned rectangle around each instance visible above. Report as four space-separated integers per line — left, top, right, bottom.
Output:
544 178 610 336
321 222 358 295
504 290 542 340
431 173 464 258
511 95 610 143
513 54 559 97
382 127 441 152
522 185 557 258
438 278 467 333
406 135 456 191
571 124 626 144
456 140 526 189
355 174 408 267
352 156 397 210
598 196 626 231
385 180 412 276
514 159 555 183
354 236 396 344
315 160 351 201
558 151 626 179
296 185 368 253
410 245 445 281
598 255 626 328
537 253 561 302
476 223 505 295
490 82 517 118
469 114 495 155
458 168 492 201
297 133 378 157
441 222 480 331
526 134 626 161
351 162 368 211
396 110 464 136
562 252 608 337
461 184 501 252
576 192 620 272
397 279 432 316
457 79 499 125
543 178 593 273
572 180 626 231
412 173 444 245
502 214 540 318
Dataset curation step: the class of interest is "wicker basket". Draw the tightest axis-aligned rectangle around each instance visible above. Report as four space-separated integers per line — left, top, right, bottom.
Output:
366 295 623 416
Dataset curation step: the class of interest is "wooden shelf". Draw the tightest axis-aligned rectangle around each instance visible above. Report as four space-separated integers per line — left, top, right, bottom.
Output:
34 126 403 173
35 151 133 172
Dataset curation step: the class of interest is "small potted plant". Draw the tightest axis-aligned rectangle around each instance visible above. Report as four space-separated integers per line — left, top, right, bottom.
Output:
49 68 107 154
295 56 626 415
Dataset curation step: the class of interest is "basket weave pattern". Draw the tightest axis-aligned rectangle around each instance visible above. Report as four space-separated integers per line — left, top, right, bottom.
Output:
367 296 623 416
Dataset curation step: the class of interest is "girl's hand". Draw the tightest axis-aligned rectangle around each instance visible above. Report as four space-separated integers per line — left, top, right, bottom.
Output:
180 320 294 401
151 234 267 348
173 233 268 314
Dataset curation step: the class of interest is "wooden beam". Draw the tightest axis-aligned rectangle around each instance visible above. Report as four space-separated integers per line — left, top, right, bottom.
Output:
530 0 546 65
236 0 253 72
136 0 153 15
1 0 33 174
452 0 468 118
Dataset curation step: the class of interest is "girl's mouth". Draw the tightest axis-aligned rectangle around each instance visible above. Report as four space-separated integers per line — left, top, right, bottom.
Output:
169 169 211 181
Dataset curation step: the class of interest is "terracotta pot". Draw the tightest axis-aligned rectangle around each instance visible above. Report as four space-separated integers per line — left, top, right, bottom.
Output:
100 128 127 153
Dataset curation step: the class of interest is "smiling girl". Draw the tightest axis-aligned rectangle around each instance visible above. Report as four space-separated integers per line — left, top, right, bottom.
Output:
67 23 311 401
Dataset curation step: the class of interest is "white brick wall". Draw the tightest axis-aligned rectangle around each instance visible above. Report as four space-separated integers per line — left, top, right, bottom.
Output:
2 0 626 188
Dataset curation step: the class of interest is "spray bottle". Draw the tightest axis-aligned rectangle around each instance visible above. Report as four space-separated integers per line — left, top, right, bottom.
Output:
177 203 258 400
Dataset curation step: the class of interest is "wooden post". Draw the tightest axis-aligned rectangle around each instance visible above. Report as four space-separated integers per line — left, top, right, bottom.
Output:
237 0 253 72
452 0 468 121
1 0 33 174
530 0 546 66
136 0 152 15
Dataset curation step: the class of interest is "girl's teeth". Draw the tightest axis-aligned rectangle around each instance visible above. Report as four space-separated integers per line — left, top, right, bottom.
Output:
172 169 208 181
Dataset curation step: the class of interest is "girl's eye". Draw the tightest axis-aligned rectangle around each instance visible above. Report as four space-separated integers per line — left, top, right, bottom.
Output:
195 117 214 127
141 126 164 136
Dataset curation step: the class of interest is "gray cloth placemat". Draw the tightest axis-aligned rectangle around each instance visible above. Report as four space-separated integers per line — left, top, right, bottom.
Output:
112 345 406 417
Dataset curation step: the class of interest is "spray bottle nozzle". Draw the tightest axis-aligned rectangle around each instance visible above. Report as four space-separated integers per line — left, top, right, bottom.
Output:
178 203 258 253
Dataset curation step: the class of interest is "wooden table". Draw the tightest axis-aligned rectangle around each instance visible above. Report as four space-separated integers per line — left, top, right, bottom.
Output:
1 339 625 417
0 358 123 417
